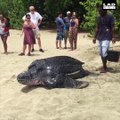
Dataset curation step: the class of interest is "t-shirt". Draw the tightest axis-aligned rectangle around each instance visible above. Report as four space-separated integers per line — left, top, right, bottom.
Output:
22 11 43 30
96 13 114 40
55 17 65 31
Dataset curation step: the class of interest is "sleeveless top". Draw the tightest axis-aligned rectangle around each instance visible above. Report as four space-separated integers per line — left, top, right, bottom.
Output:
0 20 5 35
70 19 75 27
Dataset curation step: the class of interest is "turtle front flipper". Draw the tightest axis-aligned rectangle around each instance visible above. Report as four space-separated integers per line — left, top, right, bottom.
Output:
44 74 89 89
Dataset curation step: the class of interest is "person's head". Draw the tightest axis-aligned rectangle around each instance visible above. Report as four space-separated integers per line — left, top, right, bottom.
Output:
0 14 4 20
72 12 77 19
57 12 63 18
26 14 31 21
29 6 35 14
66 11 71 17
98 4 107 16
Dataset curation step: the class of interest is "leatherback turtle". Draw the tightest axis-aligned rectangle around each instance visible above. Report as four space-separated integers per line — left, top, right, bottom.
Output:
17 56 89 89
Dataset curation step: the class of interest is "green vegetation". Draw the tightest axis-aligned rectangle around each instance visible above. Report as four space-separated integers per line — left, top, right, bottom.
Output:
0 0 119 35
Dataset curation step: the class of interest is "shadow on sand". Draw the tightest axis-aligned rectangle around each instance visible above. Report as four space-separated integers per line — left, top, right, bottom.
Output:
21 85 49 93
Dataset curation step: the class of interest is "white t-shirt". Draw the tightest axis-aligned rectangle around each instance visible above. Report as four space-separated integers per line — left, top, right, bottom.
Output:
22 11 43 30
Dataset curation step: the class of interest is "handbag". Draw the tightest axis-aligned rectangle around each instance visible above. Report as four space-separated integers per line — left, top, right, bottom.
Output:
107 50 120 62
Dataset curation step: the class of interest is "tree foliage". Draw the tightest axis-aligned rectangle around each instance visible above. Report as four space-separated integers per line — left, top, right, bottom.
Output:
0 0 119 34
80 0 120 34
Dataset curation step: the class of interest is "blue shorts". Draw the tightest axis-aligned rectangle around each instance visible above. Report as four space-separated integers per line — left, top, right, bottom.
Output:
97 40 110 57
56 31 64 40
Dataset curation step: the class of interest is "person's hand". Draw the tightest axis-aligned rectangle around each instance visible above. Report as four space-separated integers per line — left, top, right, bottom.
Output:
93 38 96 44
112 38 116 44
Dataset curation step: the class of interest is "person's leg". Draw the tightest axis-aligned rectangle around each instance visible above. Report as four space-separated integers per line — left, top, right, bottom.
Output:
101 56 107 70
27 44 31 56
31 29 36 52
74 30 78 50
69 30 73 51
31 44 34 52
37 37 44 52
37 37 41 49
1 35 8 54
23 44 26 54
99 40 110 73
59 40 62 49
36 30 44 52
64 30 68 49
19 44 26 56
56 40 59 49
69 39 73 50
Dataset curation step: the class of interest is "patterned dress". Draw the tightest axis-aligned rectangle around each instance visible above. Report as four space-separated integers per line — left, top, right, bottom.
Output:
69 19 78 42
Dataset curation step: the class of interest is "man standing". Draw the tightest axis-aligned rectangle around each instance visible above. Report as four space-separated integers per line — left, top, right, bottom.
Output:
23 6 44 52
55 12 65 49
93 4 115 73
63 11 71 49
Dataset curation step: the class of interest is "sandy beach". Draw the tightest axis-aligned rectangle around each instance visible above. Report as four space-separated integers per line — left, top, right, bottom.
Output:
0 29 120 120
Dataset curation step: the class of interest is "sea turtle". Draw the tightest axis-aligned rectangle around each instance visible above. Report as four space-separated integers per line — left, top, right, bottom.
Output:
17 56 89 89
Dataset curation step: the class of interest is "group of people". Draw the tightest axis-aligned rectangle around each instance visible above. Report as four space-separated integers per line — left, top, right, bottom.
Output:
0 4 116 73
19 6 44 56
0 6 44 56
55 11 79 50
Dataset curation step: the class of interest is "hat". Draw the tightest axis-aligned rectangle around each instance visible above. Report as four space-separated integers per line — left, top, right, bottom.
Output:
66 11 71 14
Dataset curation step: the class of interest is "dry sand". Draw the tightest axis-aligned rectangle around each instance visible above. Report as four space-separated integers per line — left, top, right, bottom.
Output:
0 29 120 120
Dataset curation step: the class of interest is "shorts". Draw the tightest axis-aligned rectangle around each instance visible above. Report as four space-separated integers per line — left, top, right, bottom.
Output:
0 32 10 37
98 40 110 57
33 29 40 39
56 30 64 40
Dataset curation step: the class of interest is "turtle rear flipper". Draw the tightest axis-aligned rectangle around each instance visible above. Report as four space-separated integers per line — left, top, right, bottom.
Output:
74 81 89 89
63 75 89 89
44 74 89 89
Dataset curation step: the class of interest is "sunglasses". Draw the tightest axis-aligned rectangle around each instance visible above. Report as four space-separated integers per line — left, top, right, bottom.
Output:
30 9 35 11
26 17 30 19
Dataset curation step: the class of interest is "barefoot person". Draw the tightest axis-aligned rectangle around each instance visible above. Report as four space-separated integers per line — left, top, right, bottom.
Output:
19 14 35 56
93 4 115 73
22 6 44 52
0 14 10 54
55 12 65 49
63 11 71 49
69 12 79 51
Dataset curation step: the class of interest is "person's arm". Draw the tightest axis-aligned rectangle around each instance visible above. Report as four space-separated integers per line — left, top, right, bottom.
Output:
60 18 65 27
111 26 115 44
22 15 26 21
93 17 99 44
111 16 116 44
21 23 25 36
75 18 79 28
37 13 43 26
30 21 35 29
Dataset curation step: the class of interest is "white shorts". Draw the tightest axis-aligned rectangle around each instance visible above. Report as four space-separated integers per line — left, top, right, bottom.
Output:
97 40 110 57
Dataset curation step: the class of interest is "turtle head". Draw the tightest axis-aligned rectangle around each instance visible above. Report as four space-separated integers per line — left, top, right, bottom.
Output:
17 71 40 86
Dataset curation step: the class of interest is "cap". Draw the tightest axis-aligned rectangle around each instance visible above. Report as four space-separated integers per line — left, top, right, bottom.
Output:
66 11 71 14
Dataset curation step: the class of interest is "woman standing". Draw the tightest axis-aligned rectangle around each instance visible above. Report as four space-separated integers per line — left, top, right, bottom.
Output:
0 14 10 54
19 14 35 56
69 12 79 51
